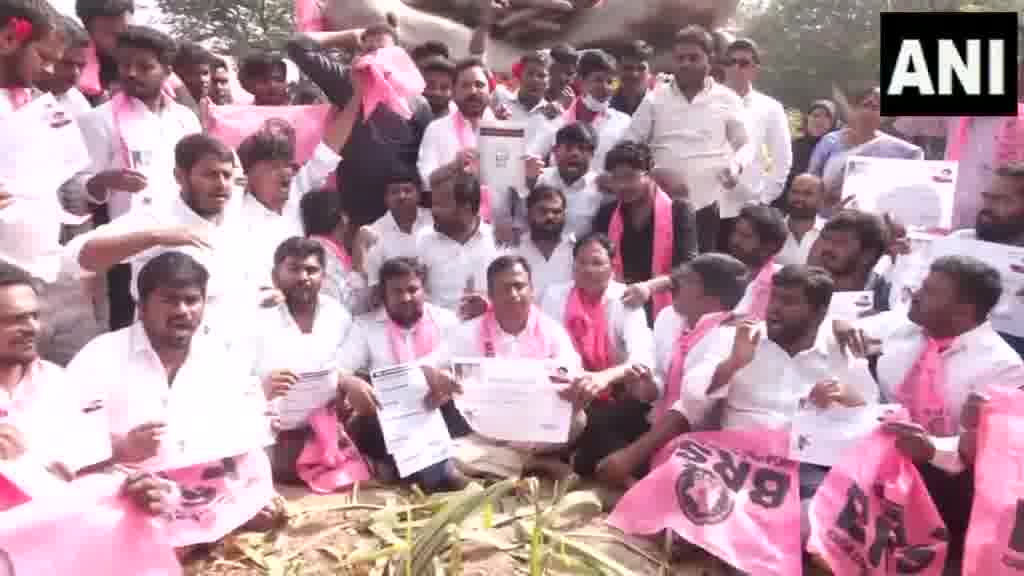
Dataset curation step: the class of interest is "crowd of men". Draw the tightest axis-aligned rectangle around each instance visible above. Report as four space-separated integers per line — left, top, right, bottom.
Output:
2 0 1024 572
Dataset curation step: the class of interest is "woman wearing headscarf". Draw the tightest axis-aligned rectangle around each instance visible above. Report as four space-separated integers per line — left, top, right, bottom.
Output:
780 99 837 204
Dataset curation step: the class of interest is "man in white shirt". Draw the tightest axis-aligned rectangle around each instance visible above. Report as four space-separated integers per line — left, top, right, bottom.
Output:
728 204 787 316
363 164 435 288
249 237 352 483
528 50 630 175
626 25 753 253
540 233 655 478
448 255 596 478
721 39 792 221
77 26 202 330
494 51 560 143
776 174 825 266
68 252 281 536
337 257 468 491
516 185 574 301
532 122 606 238
38 16 93 119
806 209 890 304
416 169 498 315
419 55 455 117
854 255 1022 573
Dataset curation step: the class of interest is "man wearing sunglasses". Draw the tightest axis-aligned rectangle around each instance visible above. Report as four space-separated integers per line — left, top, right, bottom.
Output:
721 39 792 253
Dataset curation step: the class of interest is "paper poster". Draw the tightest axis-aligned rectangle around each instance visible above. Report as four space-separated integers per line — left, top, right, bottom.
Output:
842 156 957 230
372 363 451 478
478 122 527 224
789 404 900 467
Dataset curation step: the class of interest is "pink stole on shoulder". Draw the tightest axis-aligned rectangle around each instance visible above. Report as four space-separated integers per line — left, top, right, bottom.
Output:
314 234 352 269
387 307 439 363
893 336 956 436
651 311 730 426
608 184 674 317
79 42 103 96
480 306 555 359
453 109 492 222
353 47 425 122
746 259 777 320
945 117 972 161
564 286 616 373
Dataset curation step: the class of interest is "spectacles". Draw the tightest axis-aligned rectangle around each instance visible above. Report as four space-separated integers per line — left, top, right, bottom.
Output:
724 58 755 68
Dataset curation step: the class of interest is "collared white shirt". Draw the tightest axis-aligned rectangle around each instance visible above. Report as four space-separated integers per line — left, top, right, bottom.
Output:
0 359 109 471
535 167 604 239
55 87 92 118
681 319 878 430
238 142 340 288
77 96 201 220
527 106 631 175
449 311 582 371
494 91 559 143
540 280 655 374
626 77 753 212
653 305 689 393
776 217 825 267
365 207 435 286
416 221 499 311
68 322 263 447
516 234 574 302
417 108 494 190
337 303 458 372
248 294 353 378
730 89 792 211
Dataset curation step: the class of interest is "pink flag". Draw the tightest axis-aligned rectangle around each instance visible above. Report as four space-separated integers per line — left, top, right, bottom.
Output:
608 428 801 575
205 104 331 164
0 471 181 575
963 385 1024 573
352 47 425 122
295 0 325 32
295 405 371 494
808 429 948 576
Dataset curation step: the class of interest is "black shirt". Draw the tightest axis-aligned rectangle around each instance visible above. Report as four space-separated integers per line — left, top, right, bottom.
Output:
609 88 646 116
287 35 434 226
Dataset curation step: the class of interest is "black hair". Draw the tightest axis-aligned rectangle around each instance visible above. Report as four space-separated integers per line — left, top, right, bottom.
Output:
59 14 90 49
577 49 616 80
771 264 834 313
136 251 209 302
549 43 578 66
173 40 212 71
725 38 761 64
300 188 346 237
996 161 1024 182
554 122 598 151
236 130 294 173
210 55 228 72
379 256 427 288
411 40 450 62
451 170 482 213
674 25 714 55
604 140 653 173
0 261 37 294
572 232 614 260
273 236 325 268
486 254 531 294
174 133 234 172
454 56 488 80
930 255 1003 322
526 184 565 211
116 25 177 67
419 55 455 81
846 81 881 106
75 0 132 27
737 204 788 254
384 162 423 190
670 253 750 309
618 40 653 62
821 209 888 264
520 50 551 70
239 51 286 81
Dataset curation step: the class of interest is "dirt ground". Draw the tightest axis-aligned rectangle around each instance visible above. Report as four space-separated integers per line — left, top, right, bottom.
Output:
182 480 829 575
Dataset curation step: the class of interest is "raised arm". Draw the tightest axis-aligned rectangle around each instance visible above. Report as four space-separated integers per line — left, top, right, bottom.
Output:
286 33 354 107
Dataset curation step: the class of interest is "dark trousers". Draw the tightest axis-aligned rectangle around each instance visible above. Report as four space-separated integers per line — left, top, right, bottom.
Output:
572 397 651 477
917 463 973 575
999 331 1024 361
717 216 737 253
90 202 135 330
694 202 720 254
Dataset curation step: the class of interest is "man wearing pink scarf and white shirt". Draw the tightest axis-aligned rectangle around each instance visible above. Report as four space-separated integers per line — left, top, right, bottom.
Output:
447 255 598 478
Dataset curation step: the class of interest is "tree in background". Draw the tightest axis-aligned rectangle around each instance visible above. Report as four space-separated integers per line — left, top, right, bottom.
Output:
154 0 293 55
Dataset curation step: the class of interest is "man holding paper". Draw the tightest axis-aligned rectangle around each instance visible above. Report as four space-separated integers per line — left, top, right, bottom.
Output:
67 252 281 546
448 255 597 479
337 257 467 492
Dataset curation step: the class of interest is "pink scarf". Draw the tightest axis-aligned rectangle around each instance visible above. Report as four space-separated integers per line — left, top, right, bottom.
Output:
480 306 556 359
111 91 175 167
894 336 956 436
652 311 730 423
562 97 607 124
564 287 616 373
352 47 425 122
387 307 439 363
314 234 351 269
453 109 492 222
747 259 776 320
608 184 674 317
945 117 972 162
79 42 102 97
296 405 371 493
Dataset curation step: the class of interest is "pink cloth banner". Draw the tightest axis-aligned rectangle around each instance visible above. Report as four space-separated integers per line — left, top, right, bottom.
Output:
353 47 425 122
608 428 801 575
296 405 371 494
205 104 330 164
963 385 1024 573
0 471 181 575
808 428 948 576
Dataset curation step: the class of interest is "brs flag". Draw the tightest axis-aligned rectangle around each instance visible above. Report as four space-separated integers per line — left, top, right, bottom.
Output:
205 104 331 165
608 428 801 575
808 430 948 576
964 385 1024 574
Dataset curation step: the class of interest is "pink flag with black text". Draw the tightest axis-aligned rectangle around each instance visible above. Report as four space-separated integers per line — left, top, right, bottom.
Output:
963 384 1024 574
205 104 331 164
808 429 948 576
608 428 801 575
